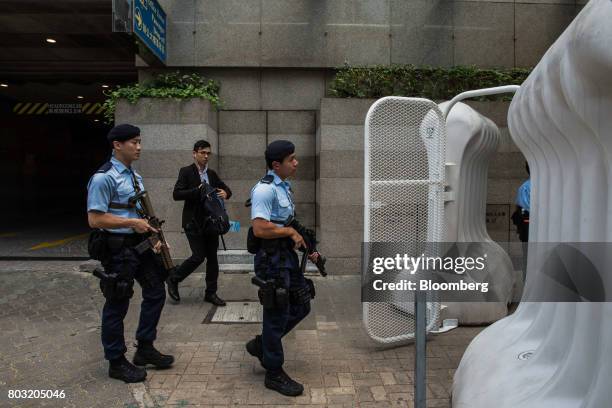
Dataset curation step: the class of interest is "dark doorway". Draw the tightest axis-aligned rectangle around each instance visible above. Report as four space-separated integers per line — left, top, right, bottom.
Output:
0 108 111 257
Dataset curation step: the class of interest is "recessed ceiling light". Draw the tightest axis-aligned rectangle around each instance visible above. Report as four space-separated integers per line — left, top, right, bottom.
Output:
101 84 109 88
0 83 7 88
94 119 100 122
77 95 83 99
46 38 56 43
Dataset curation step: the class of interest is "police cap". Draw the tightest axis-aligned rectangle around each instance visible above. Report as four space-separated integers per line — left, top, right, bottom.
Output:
265 140 295 163
107 124 141 143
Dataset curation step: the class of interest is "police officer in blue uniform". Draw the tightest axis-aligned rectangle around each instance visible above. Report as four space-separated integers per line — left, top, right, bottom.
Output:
87 124 174 383
516 178 531 216
512 162 531 243
245 140 319 396
511 162 531 279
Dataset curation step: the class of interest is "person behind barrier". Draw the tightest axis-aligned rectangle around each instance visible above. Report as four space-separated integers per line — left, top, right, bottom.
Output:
245 140 319 397
512 162 531 242
511 162 531 279
87 124 174 383
166 140 232 305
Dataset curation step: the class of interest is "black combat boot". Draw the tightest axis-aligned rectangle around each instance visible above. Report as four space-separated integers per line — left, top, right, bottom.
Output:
265 368 304 396
245 335 263 365
109 355 147 383
166 277 180 302
133 341 174 369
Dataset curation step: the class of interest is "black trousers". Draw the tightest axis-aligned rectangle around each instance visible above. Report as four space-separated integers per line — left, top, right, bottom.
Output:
101 248 166 360
254 247 311 371
174 232 220 294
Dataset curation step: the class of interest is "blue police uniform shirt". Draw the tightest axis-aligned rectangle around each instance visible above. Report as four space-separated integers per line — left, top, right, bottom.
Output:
250 170 295 226
87 156 145 234
516 179 531 212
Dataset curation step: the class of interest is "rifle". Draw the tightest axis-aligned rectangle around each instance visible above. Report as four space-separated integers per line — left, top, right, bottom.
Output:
285 216 327 277
129 191 174 271
245 199 327 277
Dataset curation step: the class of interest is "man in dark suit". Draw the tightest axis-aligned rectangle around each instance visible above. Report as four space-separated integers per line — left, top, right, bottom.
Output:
166 140 231 306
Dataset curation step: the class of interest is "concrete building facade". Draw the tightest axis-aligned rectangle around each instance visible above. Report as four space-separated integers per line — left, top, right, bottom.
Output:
126 0 585 273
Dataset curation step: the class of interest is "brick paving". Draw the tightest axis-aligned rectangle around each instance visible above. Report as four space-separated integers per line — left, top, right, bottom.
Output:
0 260 483 407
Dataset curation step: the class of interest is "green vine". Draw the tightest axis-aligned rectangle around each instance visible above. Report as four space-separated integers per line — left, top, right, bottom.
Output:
103 71 221 123
329 65 531 100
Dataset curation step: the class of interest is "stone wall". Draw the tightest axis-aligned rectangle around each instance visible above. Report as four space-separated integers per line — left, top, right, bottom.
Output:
156 0 583 69
317 98 374 275
218 110 317 249
115 98 218 259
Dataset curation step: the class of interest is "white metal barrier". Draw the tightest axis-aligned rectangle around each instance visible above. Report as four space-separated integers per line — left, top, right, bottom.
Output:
363 97 446 344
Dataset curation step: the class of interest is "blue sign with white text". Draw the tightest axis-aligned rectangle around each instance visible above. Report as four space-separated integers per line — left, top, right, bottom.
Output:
133 0 166 63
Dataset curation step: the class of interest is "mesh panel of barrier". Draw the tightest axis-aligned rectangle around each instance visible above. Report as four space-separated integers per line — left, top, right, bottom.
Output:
363 97 446 344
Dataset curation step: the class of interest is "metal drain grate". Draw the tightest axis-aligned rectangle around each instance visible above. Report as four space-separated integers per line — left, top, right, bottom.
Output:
204 301 262 324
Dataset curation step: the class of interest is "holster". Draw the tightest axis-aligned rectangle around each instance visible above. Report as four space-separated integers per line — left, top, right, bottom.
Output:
94 235 145 300
252 275 289 310
275 286 289 309
257 284 275 309
93 266 134 302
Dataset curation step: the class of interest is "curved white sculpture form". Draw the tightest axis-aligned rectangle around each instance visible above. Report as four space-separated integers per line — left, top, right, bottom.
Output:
453 1 612 406
441 101 519 324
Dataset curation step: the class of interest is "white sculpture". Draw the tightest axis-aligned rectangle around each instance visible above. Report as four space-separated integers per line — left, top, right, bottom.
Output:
441 101 519 324
453 0 612 406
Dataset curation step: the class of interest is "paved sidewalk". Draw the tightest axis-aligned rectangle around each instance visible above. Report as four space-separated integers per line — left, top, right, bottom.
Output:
0 261 484 407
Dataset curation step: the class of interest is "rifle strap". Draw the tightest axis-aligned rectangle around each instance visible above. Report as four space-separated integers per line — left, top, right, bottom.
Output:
128 169 148 220
107 171 141 210
130 169 141 193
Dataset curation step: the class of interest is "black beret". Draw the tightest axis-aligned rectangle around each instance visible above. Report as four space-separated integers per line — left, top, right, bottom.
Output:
265 140 295 162
107 124 140 143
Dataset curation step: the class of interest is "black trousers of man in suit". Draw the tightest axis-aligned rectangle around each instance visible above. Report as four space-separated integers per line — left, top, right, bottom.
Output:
170 163 230 303
174 232 219 295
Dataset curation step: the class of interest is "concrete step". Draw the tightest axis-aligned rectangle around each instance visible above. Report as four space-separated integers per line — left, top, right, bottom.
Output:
219 262 320 273
220 263 254 273
217 249 253 264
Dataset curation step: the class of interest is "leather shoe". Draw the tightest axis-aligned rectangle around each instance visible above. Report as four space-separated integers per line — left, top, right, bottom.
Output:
265 368 304 396
204 293 226 306
133 342 174 369
166 277 180 302
246 335 263 366
109 356 147 383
